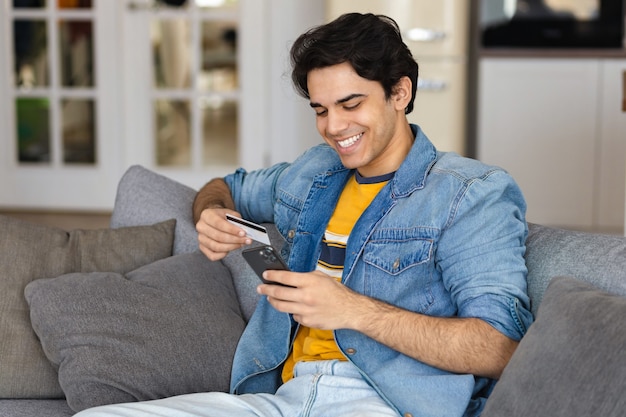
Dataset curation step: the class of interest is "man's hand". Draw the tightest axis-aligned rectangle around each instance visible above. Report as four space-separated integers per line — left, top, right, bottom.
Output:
258 270 363 330
196 208 252 261
193 177 244 261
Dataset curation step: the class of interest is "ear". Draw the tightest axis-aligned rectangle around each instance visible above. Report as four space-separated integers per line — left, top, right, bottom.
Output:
391 76 413 112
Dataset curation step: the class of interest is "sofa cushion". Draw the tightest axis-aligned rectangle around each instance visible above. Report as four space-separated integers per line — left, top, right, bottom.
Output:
482 276 626 417
25 252 245 413
0 399 73 417
525 223 626 315
0 216 176 399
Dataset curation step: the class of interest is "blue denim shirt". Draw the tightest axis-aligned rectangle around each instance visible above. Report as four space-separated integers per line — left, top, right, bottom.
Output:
224 125 533 417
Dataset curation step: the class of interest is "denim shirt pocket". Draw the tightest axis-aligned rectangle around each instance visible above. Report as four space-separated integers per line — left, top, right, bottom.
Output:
361 227 439 313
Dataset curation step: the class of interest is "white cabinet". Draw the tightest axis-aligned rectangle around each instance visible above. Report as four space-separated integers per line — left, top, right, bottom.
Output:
327 0 468 57
325 0 470 155
477 58 626 233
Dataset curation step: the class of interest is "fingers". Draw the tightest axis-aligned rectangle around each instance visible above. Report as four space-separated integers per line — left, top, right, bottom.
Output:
261 269 298 288
258 271 348 329
257 271 302 306
196 208 252 261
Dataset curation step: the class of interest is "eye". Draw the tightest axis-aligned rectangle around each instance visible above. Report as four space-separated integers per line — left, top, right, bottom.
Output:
344 102 361 111
315 109 327 117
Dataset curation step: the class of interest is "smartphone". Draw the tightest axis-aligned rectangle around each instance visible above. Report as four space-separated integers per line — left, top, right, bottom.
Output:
241 245 290 286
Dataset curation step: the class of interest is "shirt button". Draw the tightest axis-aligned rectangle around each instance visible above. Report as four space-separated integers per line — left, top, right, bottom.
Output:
345 348 357 355
404 413 413 417
392 258 400 270
287 230 296 239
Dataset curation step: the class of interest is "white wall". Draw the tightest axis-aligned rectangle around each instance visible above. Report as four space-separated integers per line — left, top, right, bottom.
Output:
267 0 326 165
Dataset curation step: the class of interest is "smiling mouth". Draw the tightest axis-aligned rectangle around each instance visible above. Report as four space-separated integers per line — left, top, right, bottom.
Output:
337 133 363 148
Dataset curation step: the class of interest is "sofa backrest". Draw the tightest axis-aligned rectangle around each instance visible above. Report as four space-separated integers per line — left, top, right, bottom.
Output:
230 222 626 321
111 165 626 322
525 223 626 315
242 222 626 319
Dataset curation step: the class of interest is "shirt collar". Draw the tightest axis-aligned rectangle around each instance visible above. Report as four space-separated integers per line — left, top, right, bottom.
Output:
389 124 438 198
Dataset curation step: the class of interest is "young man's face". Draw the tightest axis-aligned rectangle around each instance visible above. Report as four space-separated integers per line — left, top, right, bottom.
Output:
307 62 413 177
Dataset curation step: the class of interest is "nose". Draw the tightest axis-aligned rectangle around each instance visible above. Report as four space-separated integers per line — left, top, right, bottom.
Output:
324 109 348 137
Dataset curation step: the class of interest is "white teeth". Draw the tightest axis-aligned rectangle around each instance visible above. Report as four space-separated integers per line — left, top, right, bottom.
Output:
338 133 362 148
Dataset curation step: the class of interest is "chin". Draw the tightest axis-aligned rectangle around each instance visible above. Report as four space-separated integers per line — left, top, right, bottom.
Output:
337 156 364 170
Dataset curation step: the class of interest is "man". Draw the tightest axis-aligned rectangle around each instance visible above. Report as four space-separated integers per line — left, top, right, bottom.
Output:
77 13 532 417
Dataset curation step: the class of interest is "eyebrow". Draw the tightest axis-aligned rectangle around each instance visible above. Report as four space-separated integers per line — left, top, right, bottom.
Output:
309 93 367 108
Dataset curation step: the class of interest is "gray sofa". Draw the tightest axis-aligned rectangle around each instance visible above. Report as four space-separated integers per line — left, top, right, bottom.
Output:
1 165 625 417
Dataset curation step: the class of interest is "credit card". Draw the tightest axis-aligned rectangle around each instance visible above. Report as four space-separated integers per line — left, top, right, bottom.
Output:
225 214 271 245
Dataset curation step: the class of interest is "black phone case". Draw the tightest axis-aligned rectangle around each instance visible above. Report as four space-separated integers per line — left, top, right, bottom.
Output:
242 246 290 285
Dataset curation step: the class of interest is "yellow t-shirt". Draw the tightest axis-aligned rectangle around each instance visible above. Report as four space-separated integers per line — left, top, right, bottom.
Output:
281 171 393 382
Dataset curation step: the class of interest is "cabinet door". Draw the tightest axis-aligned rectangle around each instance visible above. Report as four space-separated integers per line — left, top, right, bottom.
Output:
325 0 468 57
410 59 467 154
477 58 598 230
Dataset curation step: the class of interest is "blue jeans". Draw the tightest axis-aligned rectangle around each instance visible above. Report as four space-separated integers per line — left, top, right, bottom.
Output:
74 361 399 417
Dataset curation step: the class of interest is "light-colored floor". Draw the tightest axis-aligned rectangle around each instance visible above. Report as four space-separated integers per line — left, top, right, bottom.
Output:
0 210 111 230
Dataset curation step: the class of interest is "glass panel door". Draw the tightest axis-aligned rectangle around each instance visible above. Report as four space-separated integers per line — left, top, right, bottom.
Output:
0 0 121 210
151 14 238 168
0 0 326 210
14 1 96 164
122 0 247 188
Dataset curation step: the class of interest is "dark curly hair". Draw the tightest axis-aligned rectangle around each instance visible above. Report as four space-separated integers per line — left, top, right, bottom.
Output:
290 13 419 114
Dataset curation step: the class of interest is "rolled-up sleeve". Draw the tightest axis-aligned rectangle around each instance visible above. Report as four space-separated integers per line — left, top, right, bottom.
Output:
224 163 290 224
436 169 533 341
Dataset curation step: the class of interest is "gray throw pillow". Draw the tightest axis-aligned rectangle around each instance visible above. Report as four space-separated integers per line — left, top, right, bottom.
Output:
0 215 176 399
25 252 245 413
482 276 626 417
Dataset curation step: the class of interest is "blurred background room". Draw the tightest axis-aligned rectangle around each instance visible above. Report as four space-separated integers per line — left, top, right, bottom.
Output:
0 0 625 234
